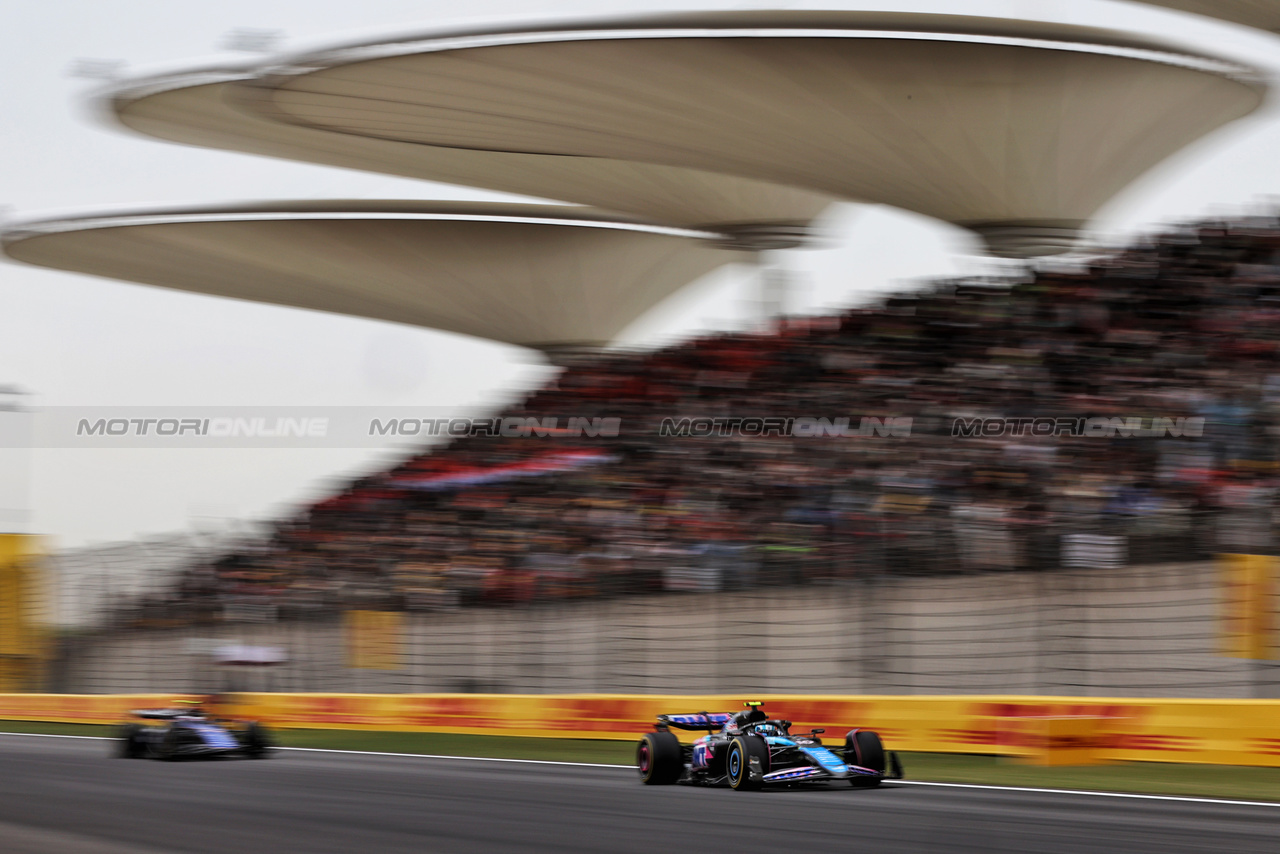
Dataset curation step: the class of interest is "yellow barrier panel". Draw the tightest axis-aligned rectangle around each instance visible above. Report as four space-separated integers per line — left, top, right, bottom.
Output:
996 716 1108 766
1221 554 1276 659
5 693 1280 767
0 534 43 692
0 694 176 724
345 610 403 670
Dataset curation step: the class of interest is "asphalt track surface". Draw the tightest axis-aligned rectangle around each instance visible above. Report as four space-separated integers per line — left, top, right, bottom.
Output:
2 735 1278 854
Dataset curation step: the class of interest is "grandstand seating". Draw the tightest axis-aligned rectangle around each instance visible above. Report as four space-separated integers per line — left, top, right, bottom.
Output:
156 215 1280 620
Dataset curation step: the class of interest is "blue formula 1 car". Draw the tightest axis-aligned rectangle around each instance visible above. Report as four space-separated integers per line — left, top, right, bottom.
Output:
637 702 903 790
116 701 273 761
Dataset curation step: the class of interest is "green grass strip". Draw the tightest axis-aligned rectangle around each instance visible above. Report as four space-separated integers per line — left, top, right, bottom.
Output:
5 721 1280 801
281 728 638 764
0 721 113 738
893 751 1280 801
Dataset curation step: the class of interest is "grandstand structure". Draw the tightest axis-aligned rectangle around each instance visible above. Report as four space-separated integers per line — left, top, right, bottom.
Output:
1135 0 1280 32
4 10 1269 325
106 63 830 250
211 10 1263 257
46 530 267 632
4 7 1280 696
1 201 741 350
38 210 1280 697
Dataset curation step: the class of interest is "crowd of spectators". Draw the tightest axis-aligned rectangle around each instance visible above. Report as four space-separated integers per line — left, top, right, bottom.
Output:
169 215 1280 619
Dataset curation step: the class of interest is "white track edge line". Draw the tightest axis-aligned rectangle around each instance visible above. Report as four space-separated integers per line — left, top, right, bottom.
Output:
893 779 1280 808
0 732 109 741
0 732 625 768
3 732 1279 807
277 745 627 768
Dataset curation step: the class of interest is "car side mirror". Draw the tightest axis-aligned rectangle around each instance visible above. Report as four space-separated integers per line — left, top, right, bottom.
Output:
811 728 824 735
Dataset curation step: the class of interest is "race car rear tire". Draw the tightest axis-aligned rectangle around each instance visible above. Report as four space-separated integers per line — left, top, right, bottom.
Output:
727 735 769 791
637 731 682 784
844 729 885 787
241 722 273 759
116 724 145 759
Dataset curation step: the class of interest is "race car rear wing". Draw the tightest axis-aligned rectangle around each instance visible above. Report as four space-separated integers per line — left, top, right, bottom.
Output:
129 708 187 720
655 712 733 731
656 701 771 732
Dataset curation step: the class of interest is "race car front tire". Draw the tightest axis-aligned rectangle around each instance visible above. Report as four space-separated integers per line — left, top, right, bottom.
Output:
116 724 145 759
158 725 197 761
637 731 682 784
844 729 885 787
727 736 769 791
240 722 273 759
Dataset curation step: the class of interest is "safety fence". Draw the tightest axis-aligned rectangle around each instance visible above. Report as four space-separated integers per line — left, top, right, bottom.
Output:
3 692 1280 768
42 508 1271 633
47 528 267 630
45 559 1280 699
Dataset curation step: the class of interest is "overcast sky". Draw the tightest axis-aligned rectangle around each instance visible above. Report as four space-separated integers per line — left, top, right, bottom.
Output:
3 0 1280 549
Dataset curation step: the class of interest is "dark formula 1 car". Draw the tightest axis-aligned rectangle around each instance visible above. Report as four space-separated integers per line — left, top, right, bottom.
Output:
637 702 903 790
116 704 273 761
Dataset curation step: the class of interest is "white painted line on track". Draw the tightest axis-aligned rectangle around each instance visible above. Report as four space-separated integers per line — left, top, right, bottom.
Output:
4 731 1280 809
893 780 1280 809
276 745 628 769
0 731 628 769
0 732 110 741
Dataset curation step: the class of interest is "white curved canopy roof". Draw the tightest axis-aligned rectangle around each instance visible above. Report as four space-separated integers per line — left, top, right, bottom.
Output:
1 201 738 349
1132 1 1280 32
106 69 831 246
242 10 1264 257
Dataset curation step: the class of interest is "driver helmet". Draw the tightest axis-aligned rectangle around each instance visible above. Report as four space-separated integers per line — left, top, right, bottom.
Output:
753 722 779 737
175 698 205 717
